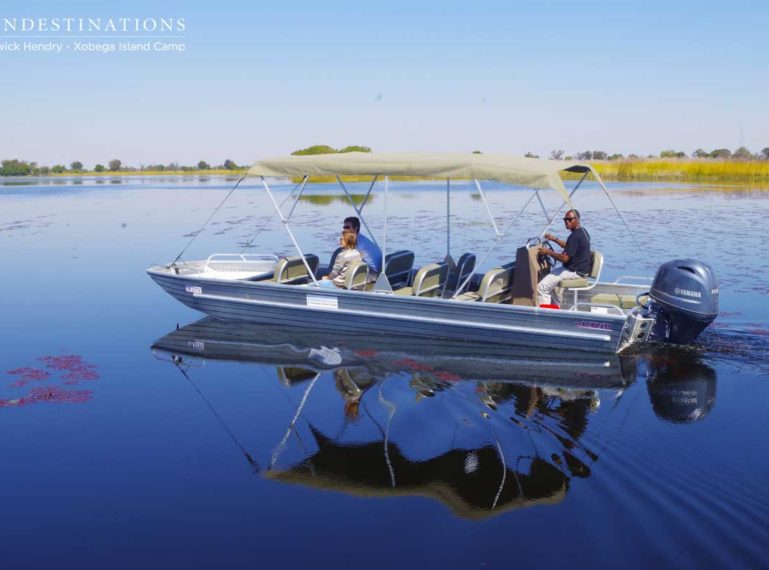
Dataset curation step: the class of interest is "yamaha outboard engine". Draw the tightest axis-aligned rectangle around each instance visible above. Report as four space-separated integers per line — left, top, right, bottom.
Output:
647 259 719 344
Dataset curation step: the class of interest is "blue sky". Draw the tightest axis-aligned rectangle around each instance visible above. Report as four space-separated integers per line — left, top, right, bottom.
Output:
1 0 768 167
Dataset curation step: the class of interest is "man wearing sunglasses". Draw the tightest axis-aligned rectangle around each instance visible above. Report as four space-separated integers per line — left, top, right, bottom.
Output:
536 209 592 306
342 216 382 273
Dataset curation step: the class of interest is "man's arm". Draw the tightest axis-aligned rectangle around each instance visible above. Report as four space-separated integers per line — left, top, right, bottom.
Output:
541 248 570 263
544 233 565 248
541 233 569 262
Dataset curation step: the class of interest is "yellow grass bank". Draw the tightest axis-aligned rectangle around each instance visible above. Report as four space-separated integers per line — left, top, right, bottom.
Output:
588 159 769 182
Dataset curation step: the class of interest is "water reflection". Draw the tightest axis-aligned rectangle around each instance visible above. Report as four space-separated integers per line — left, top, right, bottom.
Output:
151 318 717 519
621 183 769 199
640 349 716 423
299 193 373 206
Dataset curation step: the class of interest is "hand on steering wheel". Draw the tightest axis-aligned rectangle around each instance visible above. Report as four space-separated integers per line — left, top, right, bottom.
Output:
539 240 554 269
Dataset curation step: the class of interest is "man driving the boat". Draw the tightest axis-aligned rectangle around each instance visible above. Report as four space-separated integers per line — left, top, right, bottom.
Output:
537 209 592 306
343 216 382 273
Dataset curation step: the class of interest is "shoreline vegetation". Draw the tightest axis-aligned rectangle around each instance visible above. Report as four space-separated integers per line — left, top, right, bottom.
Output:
3 144 769 183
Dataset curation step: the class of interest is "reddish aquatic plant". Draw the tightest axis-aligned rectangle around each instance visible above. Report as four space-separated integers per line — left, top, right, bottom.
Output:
6 367 51 387
2 355 100 409
0 386 93 407
38 355 99 384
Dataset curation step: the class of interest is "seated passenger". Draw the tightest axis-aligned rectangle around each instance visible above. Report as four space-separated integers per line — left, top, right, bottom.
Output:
343 216 382 273
537 209 592 306
320 231 362 288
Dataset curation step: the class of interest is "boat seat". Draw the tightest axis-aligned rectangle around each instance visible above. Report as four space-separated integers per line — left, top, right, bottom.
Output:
557 251 603 304
455 263 514 303
273 254 319 285
590 292 649 310
383 250 415 289
394 262 448 297
343 259 370 291
445 252 476 294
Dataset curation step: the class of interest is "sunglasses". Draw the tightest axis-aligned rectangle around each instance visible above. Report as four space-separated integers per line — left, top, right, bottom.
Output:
563 217 575 222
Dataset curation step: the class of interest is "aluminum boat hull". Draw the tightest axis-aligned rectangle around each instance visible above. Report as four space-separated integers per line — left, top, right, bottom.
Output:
147 266 628 354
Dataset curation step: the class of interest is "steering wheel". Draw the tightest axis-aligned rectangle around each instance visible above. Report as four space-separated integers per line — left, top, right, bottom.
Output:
538 240 554 269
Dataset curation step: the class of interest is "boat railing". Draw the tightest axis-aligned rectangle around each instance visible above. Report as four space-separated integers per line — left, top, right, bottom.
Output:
612 275 653 284
205 253 279 264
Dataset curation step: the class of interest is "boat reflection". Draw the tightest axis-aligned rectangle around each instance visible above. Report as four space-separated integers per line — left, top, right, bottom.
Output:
153 317 631 389
151 318 717 518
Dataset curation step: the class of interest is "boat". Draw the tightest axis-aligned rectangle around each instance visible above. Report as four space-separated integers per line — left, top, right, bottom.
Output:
147 153 719 354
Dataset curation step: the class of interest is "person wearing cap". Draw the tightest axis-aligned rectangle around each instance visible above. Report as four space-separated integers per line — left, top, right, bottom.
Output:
537 209 591 306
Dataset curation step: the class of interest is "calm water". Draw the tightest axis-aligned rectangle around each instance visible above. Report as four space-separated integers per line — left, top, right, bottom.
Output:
1 176 768 567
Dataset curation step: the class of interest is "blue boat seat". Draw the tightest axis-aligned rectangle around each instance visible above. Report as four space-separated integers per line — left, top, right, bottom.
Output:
445 252 476 294
383 250 415 289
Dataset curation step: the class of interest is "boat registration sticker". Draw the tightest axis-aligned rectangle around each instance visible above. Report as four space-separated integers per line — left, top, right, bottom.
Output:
306 294 339 310
590 306 609 314
185 285 202 295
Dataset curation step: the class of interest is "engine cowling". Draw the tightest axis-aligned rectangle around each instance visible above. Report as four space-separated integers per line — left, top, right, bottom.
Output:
648 259 719 344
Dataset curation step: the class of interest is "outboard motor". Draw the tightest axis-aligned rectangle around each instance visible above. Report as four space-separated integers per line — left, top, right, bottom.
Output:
647 259 719 344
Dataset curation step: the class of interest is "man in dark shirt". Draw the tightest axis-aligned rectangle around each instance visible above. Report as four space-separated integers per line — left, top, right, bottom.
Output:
537 209 592 306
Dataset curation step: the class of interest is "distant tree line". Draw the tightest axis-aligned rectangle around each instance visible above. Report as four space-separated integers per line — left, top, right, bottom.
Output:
540 146 769 161
3 144 769 176
291 144 372 155
0 158 243 176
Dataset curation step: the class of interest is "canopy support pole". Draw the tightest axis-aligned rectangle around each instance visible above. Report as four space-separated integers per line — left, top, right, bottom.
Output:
337 175 380 247
359 175 378 213
171 171 248 266
596 177 643 253
373 176 393 293
240 176 309 253
453 190 539 297
260 176 320 286
534 190 550 222
383 175 388 268
285 175 309 221
474 179 502 237
445 178 454 264
540 172 588 237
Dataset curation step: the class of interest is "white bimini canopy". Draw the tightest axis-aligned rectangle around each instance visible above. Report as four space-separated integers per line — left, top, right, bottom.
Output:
247 152 599 203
